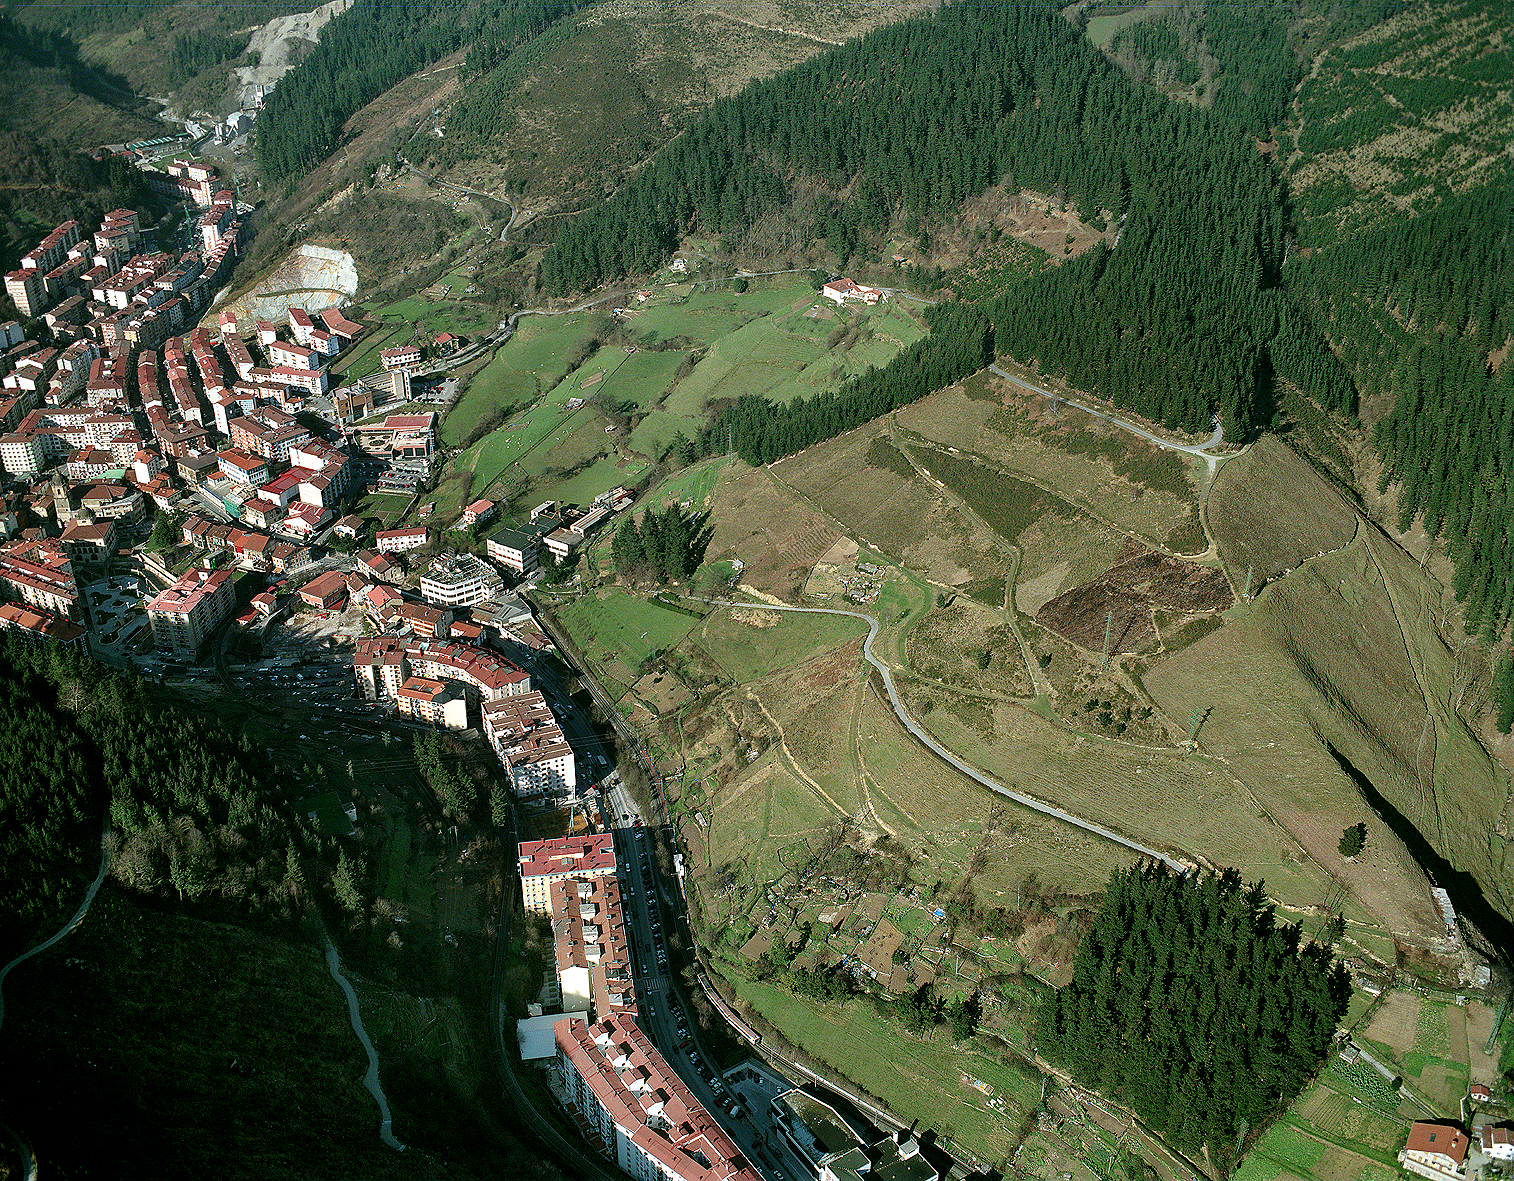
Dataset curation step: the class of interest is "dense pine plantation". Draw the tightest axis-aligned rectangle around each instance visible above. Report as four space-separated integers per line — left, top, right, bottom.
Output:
1286 179 1514 646
1038 864 1351 1171
543 2 1354 438
610 503 711 584
0 640 309 951
253 0 588 183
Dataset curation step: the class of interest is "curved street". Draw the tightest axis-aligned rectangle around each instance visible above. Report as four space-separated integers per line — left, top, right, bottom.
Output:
699 598 1186 872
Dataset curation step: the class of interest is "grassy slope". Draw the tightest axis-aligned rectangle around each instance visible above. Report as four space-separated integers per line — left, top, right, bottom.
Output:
1150 441 1513 933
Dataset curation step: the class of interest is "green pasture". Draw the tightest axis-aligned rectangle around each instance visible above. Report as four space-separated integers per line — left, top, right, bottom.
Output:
330 322 405 381
456 398 590 497
356 491 415 527
1249 1126 1325 1175
546 456 649 510
381 815 411 901
378 292 496 340
630 295 925 459
441 312 608 447
563 346 687 410
720 969 1038 1164
559 589 702 671
646 456 735 512
694 607 865 683
628 283 808 346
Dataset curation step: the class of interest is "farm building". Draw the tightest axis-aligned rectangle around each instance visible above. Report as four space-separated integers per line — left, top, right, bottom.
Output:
1399 1122 1469 1181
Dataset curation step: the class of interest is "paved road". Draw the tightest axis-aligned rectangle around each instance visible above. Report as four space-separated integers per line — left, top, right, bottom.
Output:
700 598 1186 872
323 940 406 1151
0 817 112 1032
989 364 1224 459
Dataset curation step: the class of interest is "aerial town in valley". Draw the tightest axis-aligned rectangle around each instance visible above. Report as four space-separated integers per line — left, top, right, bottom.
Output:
2 2 1511 1179
0 150 984 1181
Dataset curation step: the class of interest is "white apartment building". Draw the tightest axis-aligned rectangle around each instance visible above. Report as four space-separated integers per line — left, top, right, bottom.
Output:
420 551 505 609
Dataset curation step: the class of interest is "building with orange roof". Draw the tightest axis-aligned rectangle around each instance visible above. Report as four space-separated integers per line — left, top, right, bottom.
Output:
555 1014 763 1181
0 601 85 648
147 567 236 654
550 873 636 1020
517 834 617 917
396 675 467 730
1399 1122 1469 1181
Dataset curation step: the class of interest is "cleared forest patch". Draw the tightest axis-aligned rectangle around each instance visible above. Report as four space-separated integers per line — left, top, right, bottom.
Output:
1036 541 1232 653
1286 0 1512 241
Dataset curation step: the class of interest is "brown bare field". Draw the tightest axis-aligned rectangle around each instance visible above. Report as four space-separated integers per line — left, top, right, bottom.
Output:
1016 513 1125 616
905 599 1033 699
1414 1064 1468 1113
632 670 692 712
1208 435 1358 588
1037 541 1231 653
1466 1001 1505 1085
702 462 841 600
1364 991 1420 1052
856 919 907 977
1445 1004 1469 1064
1145 522 1509 944
897 381 1200 549
774 426 1014 593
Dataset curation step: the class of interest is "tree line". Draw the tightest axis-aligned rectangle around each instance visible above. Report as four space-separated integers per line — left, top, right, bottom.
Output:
0 640 408 951
167 29 249 87
610 504 711 584
704 302 992 466
1038 863 1350 1171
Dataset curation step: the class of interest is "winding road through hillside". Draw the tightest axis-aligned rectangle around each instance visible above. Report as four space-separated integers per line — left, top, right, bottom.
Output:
323 940 406 1152
989 364 1224 466
697 598 1186 871
0 818 111 1031
0 817 111 1181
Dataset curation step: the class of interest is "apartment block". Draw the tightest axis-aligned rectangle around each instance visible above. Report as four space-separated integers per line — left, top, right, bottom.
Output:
517 834 617 918
554 1015 762 1181
147 567 236 654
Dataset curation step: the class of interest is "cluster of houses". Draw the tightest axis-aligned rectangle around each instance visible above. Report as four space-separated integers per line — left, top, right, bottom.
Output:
0 171 394 655
487 491 633 576
513 835 763 1181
